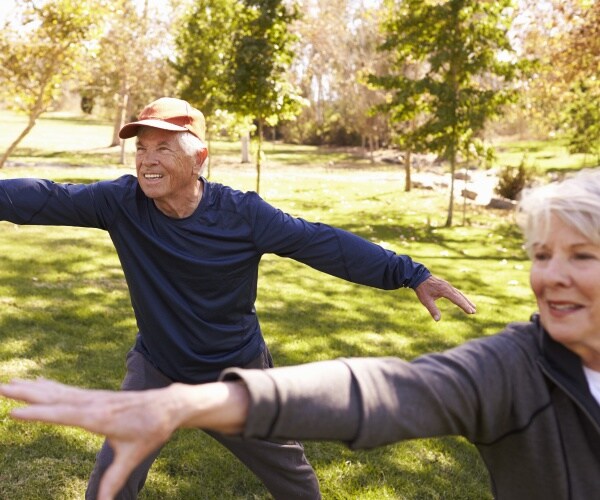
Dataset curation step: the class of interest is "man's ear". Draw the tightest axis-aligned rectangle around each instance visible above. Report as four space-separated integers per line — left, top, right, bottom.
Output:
194 148 209 175
198 147 208 165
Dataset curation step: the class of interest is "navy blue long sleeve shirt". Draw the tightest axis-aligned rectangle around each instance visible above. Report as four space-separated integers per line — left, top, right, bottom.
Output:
1 175 430 382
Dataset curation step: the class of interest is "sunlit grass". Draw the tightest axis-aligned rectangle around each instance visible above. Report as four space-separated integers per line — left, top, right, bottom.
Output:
0 111 565 499
493 137 598 172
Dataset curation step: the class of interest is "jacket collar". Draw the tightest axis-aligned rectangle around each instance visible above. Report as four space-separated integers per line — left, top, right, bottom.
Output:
533 313 600 425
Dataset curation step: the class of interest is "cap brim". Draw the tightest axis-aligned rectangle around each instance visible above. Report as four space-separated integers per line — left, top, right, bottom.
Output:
119 119 188 139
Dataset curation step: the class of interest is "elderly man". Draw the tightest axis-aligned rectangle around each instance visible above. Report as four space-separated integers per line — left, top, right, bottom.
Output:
0 97 475 499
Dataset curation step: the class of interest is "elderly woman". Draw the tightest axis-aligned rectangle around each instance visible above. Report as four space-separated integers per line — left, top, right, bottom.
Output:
2 169 600 500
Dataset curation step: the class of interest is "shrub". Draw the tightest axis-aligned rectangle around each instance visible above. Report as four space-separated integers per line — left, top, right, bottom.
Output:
495 160 536 200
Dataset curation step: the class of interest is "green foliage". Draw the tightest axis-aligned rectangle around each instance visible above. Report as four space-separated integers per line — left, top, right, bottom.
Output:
174 0 305 128
230 0 306 191
283 111 363 147
173 0 239 120
78 0 176 147
174 0 306 191
370 0 525 226
562 78 600 160
228 0 303 121
0 0 104 166
0 0 101 111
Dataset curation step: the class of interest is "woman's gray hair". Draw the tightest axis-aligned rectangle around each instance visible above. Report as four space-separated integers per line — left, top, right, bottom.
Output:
518 168 600 255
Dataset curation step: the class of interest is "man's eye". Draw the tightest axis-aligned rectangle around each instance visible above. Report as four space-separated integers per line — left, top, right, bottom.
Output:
533 252 549 261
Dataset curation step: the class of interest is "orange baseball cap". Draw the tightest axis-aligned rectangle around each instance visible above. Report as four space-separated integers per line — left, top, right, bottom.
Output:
119 97 206 142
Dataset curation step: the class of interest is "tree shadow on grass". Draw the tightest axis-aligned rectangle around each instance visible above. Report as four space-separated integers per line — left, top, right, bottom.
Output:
0 423 98 499
142 429 491 499
305 437 491 499
0 233 134 388
0 218 521 498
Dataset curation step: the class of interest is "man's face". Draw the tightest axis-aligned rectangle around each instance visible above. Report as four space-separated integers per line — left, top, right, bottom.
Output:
135 127 199 207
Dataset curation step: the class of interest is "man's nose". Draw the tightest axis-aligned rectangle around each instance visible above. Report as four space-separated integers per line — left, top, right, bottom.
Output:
142 150 159 165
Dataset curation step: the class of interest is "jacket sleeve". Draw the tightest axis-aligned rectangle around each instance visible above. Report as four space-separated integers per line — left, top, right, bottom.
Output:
248 193 430 289
220 360 362 443
220 326 548 449
0 178 119 229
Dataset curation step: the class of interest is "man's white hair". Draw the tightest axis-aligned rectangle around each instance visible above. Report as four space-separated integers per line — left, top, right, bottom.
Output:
176 131 207 158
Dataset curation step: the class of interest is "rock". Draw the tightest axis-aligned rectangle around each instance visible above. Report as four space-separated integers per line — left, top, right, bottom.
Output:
486 197 517 210
461 189 477 200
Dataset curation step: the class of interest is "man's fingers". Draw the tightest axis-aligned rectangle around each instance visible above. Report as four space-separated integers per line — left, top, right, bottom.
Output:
97 443 157 500
448 288 476 314
97 453 136 500
426 302 441 322
415 276 476 319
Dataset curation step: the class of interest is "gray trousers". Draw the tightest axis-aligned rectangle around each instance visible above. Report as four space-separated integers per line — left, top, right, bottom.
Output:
86 347 321 500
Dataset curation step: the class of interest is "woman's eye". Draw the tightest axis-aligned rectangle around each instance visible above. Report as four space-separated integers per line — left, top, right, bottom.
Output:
574 253 597 260
533 252 549 261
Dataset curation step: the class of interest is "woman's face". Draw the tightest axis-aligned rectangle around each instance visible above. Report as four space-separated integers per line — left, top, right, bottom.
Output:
530 215 600 369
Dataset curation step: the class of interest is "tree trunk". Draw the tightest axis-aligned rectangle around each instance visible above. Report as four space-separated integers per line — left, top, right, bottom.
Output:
241 132 250 163
119 93 129 164
0 87 47 168
111 89 129 148
110 104 122 147
256 120 263 194
404 150 412 192
461 167 468 226
445 150 456 227
0 117 38 168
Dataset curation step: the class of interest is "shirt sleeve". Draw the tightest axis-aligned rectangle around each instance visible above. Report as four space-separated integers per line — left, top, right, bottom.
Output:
0 177 121 229
248 193 430 289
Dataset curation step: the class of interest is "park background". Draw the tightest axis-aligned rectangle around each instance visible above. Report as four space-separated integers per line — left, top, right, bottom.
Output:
0 0 598 498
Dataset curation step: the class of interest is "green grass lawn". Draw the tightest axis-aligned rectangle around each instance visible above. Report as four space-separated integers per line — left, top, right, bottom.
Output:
493 137 598 173
0 110 574 499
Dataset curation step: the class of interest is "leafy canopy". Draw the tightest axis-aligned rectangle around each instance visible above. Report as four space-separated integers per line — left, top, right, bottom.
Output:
370 0 525 225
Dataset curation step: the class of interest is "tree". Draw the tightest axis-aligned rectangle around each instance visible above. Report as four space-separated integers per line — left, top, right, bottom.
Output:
287 0 388 149
369 61 429 192
0 0 102 168
331 2 390 157
371 0 523 226
172 0 240 177
80 0 176 155
228 0 305 193
563 79 600 162
555 0 600 160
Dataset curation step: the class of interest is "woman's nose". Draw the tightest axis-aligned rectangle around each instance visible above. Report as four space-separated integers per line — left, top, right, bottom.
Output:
543 256 572 287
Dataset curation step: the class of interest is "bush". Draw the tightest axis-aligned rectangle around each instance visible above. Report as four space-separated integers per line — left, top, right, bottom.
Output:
495 161 536 200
